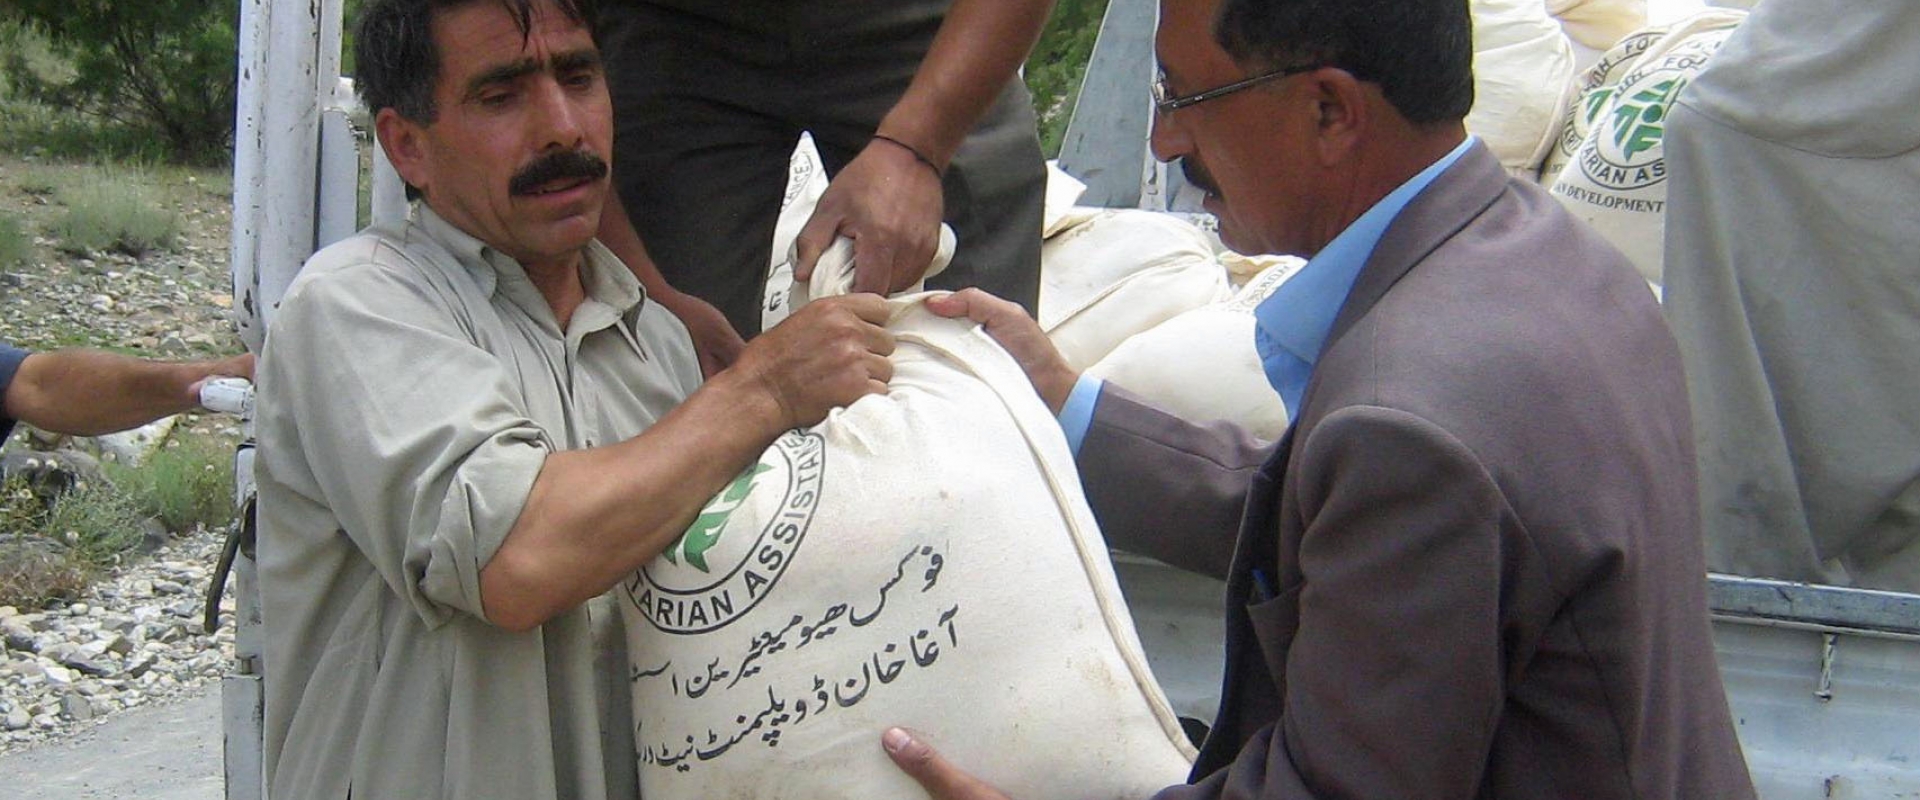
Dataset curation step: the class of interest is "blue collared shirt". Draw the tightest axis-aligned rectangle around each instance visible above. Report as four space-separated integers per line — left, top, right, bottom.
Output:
1060 137 1477 452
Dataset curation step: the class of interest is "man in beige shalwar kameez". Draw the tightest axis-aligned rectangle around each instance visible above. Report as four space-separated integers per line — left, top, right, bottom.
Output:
253 1 897 797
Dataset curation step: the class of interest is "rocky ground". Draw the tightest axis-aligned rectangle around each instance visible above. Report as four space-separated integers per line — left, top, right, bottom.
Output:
0 527 232 752
0 152 246 755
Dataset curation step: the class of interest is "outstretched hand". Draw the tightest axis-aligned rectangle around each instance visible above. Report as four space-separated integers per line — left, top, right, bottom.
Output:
882 728 1016 800
924 289 1076 413
794 138 945 296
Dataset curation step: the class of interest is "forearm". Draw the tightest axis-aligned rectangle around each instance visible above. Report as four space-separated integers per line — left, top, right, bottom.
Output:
6 350 214 436
877 0 1056 165
480 368 790 630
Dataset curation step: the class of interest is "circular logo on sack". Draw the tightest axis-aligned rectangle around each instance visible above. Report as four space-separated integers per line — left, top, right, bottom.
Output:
1573 37 1726 192
624 430 825 634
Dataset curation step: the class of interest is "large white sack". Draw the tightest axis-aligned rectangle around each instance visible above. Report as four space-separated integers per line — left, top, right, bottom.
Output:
1547 0 1648 53
1040 209 1230 371
1085 258 1305 442
1042 160 1091 238
1541 10 1745 288
621 251 1197 800
1467 0 1579 178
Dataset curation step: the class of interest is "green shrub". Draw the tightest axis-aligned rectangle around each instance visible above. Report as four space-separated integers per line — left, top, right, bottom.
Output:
0 477 116 608
1 1 238 165
0 537 91 609
40 477 148 564
0 98 176 163
106 433 237 535
1024 0 1111 158
49 173 180 256
0 212 28 267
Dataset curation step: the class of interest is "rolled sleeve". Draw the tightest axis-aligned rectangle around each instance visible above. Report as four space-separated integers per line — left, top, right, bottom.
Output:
262 254 555 626
0 343 29 440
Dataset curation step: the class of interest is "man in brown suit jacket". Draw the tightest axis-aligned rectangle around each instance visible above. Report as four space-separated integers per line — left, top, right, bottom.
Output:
879 0 1758 797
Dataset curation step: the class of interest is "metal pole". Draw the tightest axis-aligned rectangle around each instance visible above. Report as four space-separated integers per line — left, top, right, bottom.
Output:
225 0 341 797
1055 0 1156 209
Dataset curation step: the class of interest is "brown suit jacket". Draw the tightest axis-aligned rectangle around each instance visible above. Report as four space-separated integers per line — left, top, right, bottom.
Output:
1080 143 1755 799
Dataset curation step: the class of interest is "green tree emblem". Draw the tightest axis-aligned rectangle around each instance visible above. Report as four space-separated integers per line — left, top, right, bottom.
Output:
663 462 773 573
1607 76 1686 161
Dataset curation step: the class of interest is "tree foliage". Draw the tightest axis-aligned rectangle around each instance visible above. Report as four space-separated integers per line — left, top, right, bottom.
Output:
1024 0 1111 158
2 0 238 165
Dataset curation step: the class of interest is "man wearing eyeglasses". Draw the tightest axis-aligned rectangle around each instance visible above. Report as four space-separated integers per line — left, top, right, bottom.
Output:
878 0 1757 798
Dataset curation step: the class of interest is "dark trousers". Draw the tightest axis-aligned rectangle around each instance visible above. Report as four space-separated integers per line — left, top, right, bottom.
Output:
599 0 1046 336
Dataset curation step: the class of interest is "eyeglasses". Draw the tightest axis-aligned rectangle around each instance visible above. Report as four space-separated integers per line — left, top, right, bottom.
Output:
1152 62 1319 113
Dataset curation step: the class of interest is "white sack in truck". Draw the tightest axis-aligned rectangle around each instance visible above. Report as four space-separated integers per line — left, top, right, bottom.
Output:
1546 0 1648 54
1542 10 1745 288
1086 257 1305 442
620 248 1197 800
1466 0 1578 177
1040 208 1229 371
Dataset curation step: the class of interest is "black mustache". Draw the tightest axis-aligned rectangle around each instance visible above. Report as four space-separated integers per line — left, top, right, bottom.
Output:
509 149 609 195
1181 157 1220 196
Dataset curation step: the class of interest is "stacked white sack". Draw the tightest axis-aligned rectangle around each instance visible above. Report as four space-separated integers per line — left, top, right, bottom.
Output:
1466 0 1579 178
1040 208 1230 371
1086 256 1306 442
1542 9 1746 289
1547 0 1649 53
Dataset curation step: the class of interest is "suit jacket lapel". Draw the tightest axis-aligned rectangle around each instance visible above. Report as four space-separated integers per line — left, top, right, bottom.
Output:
1192 426 1295 776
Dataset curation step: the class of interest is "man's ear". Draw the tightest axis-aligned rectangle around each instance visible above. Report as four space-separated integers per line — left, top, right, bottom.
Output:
1305 68 1367 166
375 107 430 198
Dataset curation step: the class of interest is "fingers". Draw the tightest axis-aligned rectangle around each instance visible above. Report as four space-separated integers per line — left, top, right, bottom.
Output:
849 238 897 296
923 288 1024 328
833 292 896 327
793 206 843 281
881 728 1013 800
696 349 726 380
849 229 937 296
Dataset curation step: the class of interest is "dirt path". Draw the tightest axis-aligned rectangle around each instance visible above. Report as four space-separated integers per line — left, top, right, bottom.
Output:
0 684 221 800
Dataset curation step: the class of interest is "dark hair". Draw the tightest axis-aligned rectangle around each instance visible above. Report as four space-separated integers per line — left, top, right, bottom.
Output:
1213 0 1473 125
353 0 597 125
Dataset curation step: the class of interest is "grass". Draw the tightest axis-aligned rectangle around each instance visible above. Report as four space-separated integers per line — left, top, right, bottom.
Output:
47 171 182 257
0 212 27 267
0 430 237 609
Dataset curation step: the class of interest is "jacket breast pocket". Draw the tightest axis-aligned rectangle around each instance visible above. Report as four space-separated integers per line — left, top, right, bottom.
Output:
1245 585 1303 694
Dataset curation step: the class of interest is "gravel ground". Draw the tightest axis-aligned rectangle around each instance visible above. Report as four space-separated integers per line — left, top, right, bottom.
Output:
0 523 234 754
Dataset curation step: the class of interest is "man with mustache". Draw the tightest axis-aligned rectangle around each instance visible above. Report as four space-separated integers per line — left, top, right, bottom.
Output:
251 1 894 797
881 0 1756 797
